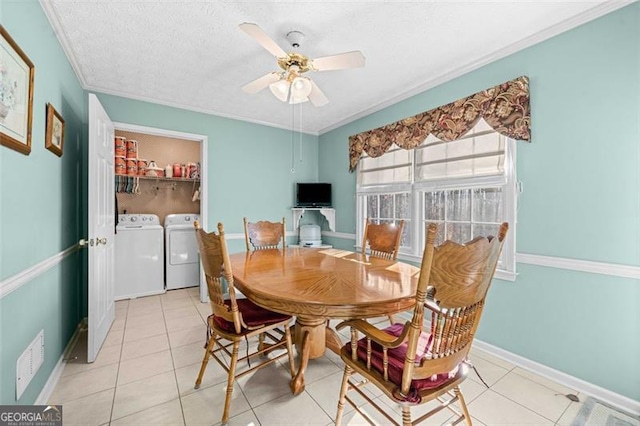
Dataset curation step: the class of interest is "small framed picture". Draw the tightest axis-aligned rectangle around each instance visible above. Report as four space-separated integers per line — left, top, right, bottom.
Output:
45 103 64 157
0 25 35 155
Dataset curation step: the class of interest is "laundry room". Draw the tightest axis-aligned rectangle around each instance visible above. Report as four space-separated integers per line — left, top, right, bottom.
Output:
114 130 202 300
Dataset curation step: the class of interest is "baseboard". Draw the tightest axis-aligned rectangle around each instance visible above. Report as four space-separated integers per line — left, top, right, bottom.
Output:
473 339 640 417
35 319 86 405
396 312 640 416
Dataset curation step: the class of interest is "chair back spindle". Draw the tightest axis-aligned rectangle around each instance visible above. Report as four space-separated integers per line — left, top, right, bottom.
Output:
362 219 405 260
335 222 509 426
195 221 243 334
409 223 508 388
193 220 295 424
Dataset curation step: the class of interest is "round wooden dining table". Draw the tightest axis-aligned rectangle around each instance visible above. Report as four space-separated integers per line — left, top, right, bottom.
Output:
229 247 420 395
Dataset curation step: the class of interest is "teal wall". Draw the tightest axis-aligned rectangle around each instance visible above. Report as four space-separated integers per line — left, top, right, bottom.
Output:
319 4 640 400
0 0 86 404
0 0 319 405
95 93 320 257
1 0 638 407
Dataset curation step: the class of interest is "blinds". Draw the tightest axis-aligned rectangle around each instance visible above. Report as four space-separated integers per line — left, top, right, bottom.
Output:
358 119 505 186
357 146 412 186
416 120 505 182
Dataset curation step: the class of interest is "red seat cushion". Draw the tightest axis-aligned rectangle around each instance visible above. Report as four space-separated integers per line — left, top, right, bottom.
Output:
213 299 291 333
349 323 458 399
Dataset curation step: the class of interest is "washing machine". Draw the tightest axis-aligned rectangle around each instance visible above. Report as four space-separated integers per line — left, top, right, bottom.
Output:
114 214 165 300
165 213 201 290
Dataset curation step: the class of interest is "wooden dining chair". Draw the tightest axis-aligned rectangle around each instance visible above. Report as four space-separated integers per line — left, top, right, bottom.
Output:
362 218 405 260
243 217 286 250
193 221 295 424
362 218 405 324
335 222 508 426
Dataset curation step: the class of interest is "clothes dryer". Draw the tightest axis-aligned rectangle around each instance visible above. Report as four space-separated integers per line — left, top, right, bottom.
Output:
114 214 164 300
165 213 200 290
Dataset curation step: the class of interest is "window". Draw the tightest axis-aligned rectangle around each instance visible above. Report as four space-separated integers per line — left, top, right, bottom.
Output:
356 119 517 280
365 193 412 247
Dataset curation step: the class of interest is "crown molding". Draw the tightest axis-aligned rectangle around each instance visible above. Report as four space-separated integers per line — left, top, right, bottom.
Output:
87 85 320 136
39 0 88 88
40 0 632 137
318 1 634 135
39 0 320 135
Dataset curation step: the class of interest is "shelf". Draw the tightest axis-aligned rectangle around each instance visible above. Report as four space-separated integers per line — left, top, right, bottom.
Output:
291 207 335 232
115 174 199 183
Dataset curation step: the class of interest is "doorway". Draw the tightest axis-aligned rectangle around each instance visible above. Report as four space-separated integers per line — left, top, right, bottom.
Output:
113 121 209 303
87 92 210 362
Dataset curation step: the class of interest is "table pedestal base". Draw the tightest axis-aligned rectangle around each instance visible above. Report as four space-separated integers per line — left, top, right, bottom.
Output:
291 317 325 394
290 317 344 395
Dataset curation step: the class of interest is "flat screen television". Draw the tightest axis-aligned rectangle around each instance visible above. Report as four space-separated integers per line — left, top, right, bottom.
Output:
296 183 332 207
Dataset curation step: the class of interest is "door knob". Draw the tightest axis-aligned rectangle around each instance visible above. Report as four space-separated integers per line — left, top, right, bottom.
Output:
78 238 94 247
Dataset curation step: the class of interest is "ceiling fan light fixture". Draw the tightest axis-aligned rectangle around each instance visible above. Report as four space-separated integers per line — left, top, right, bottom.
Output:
289 96 309 105
240 23 363 107
290 77 312 99
269 79 290 102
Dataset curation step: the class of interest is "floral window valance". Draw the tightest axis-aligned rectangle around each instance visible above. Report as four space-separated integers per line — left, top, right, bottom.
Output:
348 76 531 172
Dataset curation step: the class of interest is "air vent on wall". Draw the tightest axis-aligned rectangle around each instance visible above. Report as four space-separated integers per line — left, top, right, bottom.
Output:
16 330 44 399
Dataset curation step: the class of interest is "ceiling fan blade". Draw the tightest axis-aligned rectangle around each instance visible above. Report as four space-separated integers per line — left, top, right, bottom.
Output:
311 51 365 71
308 80 329 107
238 23 287 58
242 72 281 94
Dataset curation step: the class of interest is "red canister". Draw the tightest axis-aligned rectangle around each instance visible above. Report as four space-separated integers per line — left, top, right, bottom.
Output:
114 156 126 175
137 159 148 176
186 162 197 179
114 136 126 157
126 158 138 176
126 139 138 159
173 163 182 178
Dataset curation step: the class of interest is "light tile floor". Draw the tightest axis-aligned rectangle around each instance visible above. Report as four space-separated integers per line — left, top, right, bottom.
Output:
49 288 589 425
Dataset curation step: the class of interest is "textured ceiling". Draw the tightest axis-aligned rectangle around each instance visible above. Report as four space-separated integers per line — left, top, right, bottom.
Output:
41 1 629 135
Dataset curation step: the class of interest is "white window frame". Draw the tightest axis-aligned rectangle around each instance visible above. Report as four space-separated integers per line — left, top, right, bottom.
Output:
356 187 415 254
356 136 517 282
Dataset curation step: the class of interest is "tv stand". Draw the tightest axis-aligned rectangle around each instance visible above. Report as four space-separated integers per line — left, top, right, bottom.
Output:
291 208 335 232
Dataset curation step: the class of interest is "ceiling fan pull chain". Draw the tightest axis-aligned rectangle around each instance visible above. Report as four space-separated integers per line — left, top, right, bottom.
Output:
299 102 303 163
291 102 296 173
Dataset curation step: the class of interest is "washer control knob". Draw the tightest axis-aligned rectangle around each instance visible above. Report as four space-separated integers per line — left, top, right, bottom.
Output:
131 216 137 222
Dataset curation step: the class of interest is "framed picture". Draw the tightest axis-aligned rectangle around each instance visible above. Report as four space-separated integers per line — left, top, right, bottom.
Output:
0 26 35 155
45 103 64 157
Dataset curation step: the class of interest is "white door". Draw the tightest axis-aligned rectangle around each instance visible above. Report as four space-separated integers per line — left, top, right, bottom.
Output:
87 94 115 363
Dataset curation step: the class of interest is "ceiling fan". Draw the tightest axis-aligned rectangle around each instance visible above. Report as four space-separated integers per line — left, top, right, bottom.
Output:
239 23 365 107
